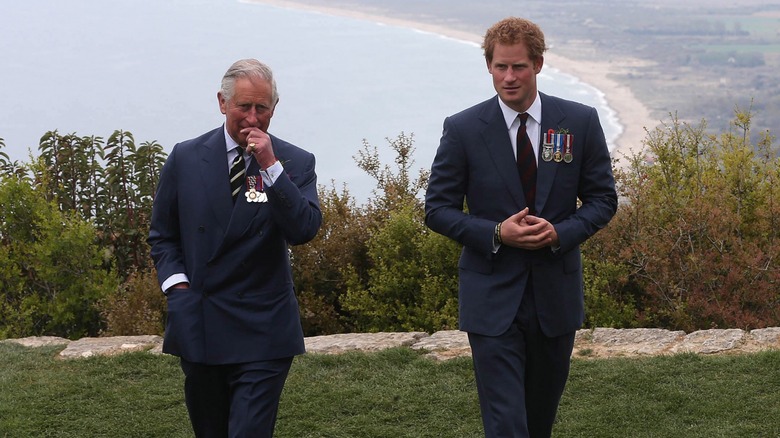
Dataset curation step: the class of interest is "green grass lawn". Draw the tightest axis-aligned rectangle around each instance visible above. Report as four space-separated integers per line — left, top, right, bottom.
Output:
1 343 778 437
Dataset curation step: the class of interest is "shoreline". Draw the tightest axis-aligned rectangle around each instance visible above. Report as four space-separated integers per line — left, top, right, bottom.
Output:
245 0 656 164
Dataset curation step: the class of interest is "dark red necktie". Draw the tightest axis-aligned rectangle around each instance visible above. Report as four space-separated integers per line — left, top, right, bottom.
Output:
516 113 536 214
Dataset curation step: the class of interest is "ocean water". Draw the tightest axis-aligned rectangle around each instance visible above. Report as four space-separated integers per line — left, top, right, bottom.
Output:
1 0 620 202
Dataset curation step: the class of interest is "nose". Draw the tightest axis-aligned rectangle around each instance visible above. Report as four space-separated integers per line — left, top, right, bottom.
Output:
245 107 259 124
504 70 517 83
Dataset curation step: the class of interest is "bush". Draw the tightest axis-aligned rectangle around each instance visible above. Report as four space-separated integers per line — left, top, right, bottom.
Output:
291 184 370 335
0 176 119 339
587 111 780 330
337 133 461 333
582 255 636 328
4 111 777 338
99 268 166 336
341 202 460 332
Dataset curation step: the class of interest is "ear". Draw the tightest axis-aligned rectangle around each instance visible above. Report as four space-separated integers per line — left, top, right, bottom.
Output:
534 56 544 74
217 92 227 115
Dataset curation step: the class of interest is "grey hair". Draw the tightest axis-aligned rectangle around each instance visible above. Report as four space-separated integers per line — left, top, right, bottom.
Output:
219 59 279 104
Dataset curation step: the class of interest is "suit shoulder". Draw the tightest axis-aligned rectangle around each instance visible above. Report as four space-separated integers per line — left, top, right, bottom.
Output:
541 93 597 114
447 96 497 122
269 134 315 163
173 127 223 152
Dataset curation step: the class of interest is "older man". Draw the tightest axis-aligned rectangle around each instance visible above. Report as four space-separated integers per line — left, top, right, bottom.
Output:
148 58 322 437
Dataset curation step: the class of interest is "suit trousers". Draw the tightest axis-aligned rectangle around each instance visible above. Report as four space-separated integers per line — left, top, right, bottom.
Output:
468 278 576 438
180 356 294 438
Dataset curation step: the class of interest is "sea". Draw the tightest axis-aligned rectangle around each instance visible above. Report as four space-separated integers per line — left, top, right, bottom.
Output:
1 0 620 203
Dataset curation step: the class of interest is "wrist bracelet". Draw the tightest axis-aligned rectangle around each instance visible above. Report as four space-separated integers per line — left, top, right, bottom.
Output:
494 222 503 245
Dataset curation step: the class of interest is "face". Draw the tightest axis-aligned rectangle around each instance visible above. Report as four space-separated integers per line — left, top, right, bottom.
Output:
487 42 543 113
218 76 276 146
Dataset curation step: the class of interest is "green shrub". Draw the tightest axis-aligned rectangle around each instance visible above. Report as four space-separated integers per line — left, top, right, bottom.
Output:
0 177 119 339
341 202 459 332
582 256 636 328
99 268 166 336
588 111 780 330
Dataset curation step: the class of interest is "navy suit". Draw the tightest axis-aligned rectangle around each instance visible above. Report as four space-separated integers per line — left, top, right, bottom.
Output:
425 93 617 436
148 126 321 436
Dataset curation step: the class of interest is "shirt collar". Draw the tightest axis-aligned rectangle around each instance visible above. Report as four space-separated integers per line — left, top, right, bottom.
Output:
223 124 239 152
497 92 542 128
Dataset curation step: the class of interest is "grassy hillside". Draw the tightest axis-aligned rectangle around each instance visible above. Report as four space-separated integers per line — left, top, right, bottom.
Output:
1 343 779 437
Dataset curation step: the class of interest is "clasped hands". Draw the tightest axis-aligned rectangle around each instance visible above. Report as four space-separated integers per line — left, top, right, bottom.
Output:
499 208 559 250
242 127 277 170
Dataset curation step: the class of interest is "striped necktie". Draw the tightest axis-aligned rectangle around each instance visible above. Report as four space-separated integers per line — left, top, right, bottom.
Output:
229 146 246 203
516 113 537 214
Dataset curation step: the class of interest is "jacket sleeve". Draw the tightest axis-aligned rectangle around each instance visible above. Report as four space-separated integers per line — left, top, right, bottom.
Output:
147 144 187 287
425 116 497 255
265 147 322 246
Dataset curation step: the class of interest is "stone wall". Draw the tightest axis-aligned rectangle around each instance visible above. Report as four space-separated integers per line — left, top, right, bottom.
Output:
4 327 780 361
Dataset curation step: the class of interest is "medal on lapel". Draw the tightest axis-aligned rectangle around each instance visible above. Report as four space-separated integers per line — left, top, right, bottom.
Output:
553 133 564 163
546 128 573 163
542 129 554 162
563 133 574 163
245 175 268 203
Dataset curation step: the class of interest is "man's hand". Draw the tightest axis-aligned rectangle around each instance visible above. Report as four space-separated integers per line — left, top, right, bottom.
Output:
499 208 559 250
242 127 277 170
171 282 189 290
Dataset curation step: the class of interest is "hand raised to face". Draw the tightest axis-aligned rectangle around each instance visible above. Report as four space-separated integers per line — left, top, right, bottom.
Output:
243 127 277 170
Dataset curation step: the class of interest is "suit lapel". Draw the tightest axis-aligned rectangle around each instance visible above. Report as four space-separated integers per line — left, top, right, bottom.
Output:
200 128 233 232
536 93 565 214
213 151 269 258
479 97 525 206
199 127 269 260
224 158 262 234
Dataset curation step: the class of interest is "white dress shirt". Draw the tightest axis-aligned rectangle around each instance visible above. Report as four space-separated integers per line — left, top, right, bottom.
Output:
497 92 542 161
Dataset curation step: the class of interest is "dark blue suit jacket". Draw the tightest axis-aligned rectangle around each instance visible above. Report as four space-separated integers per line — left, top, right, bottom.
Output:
148 126 322 365
425 93 617 338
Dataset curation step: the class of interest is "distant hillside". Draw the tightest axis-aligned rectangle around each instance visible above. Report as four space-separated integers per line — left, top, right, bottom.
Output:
299 0 780 143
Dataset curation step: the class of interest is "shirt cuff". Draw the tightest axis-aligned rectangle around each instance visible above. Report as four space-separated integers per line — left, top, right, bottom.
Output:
161 273 189 293
260 160 283 187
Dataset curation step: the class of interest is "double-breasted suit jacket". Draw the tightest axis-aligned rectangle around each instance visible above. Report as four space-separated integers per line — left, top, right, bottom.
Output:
149 126 322 365
425 93 617 338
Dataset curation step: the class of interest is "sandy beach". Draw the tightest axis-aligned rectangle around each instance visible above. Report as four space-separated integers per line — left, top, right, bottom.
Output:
247 0 656 164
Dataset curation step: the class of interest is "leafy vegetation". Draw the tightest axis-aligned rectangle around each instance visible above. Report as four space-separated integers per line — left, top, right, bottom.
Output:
0 108 778 339
0 177 118 339
585 111 780 331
